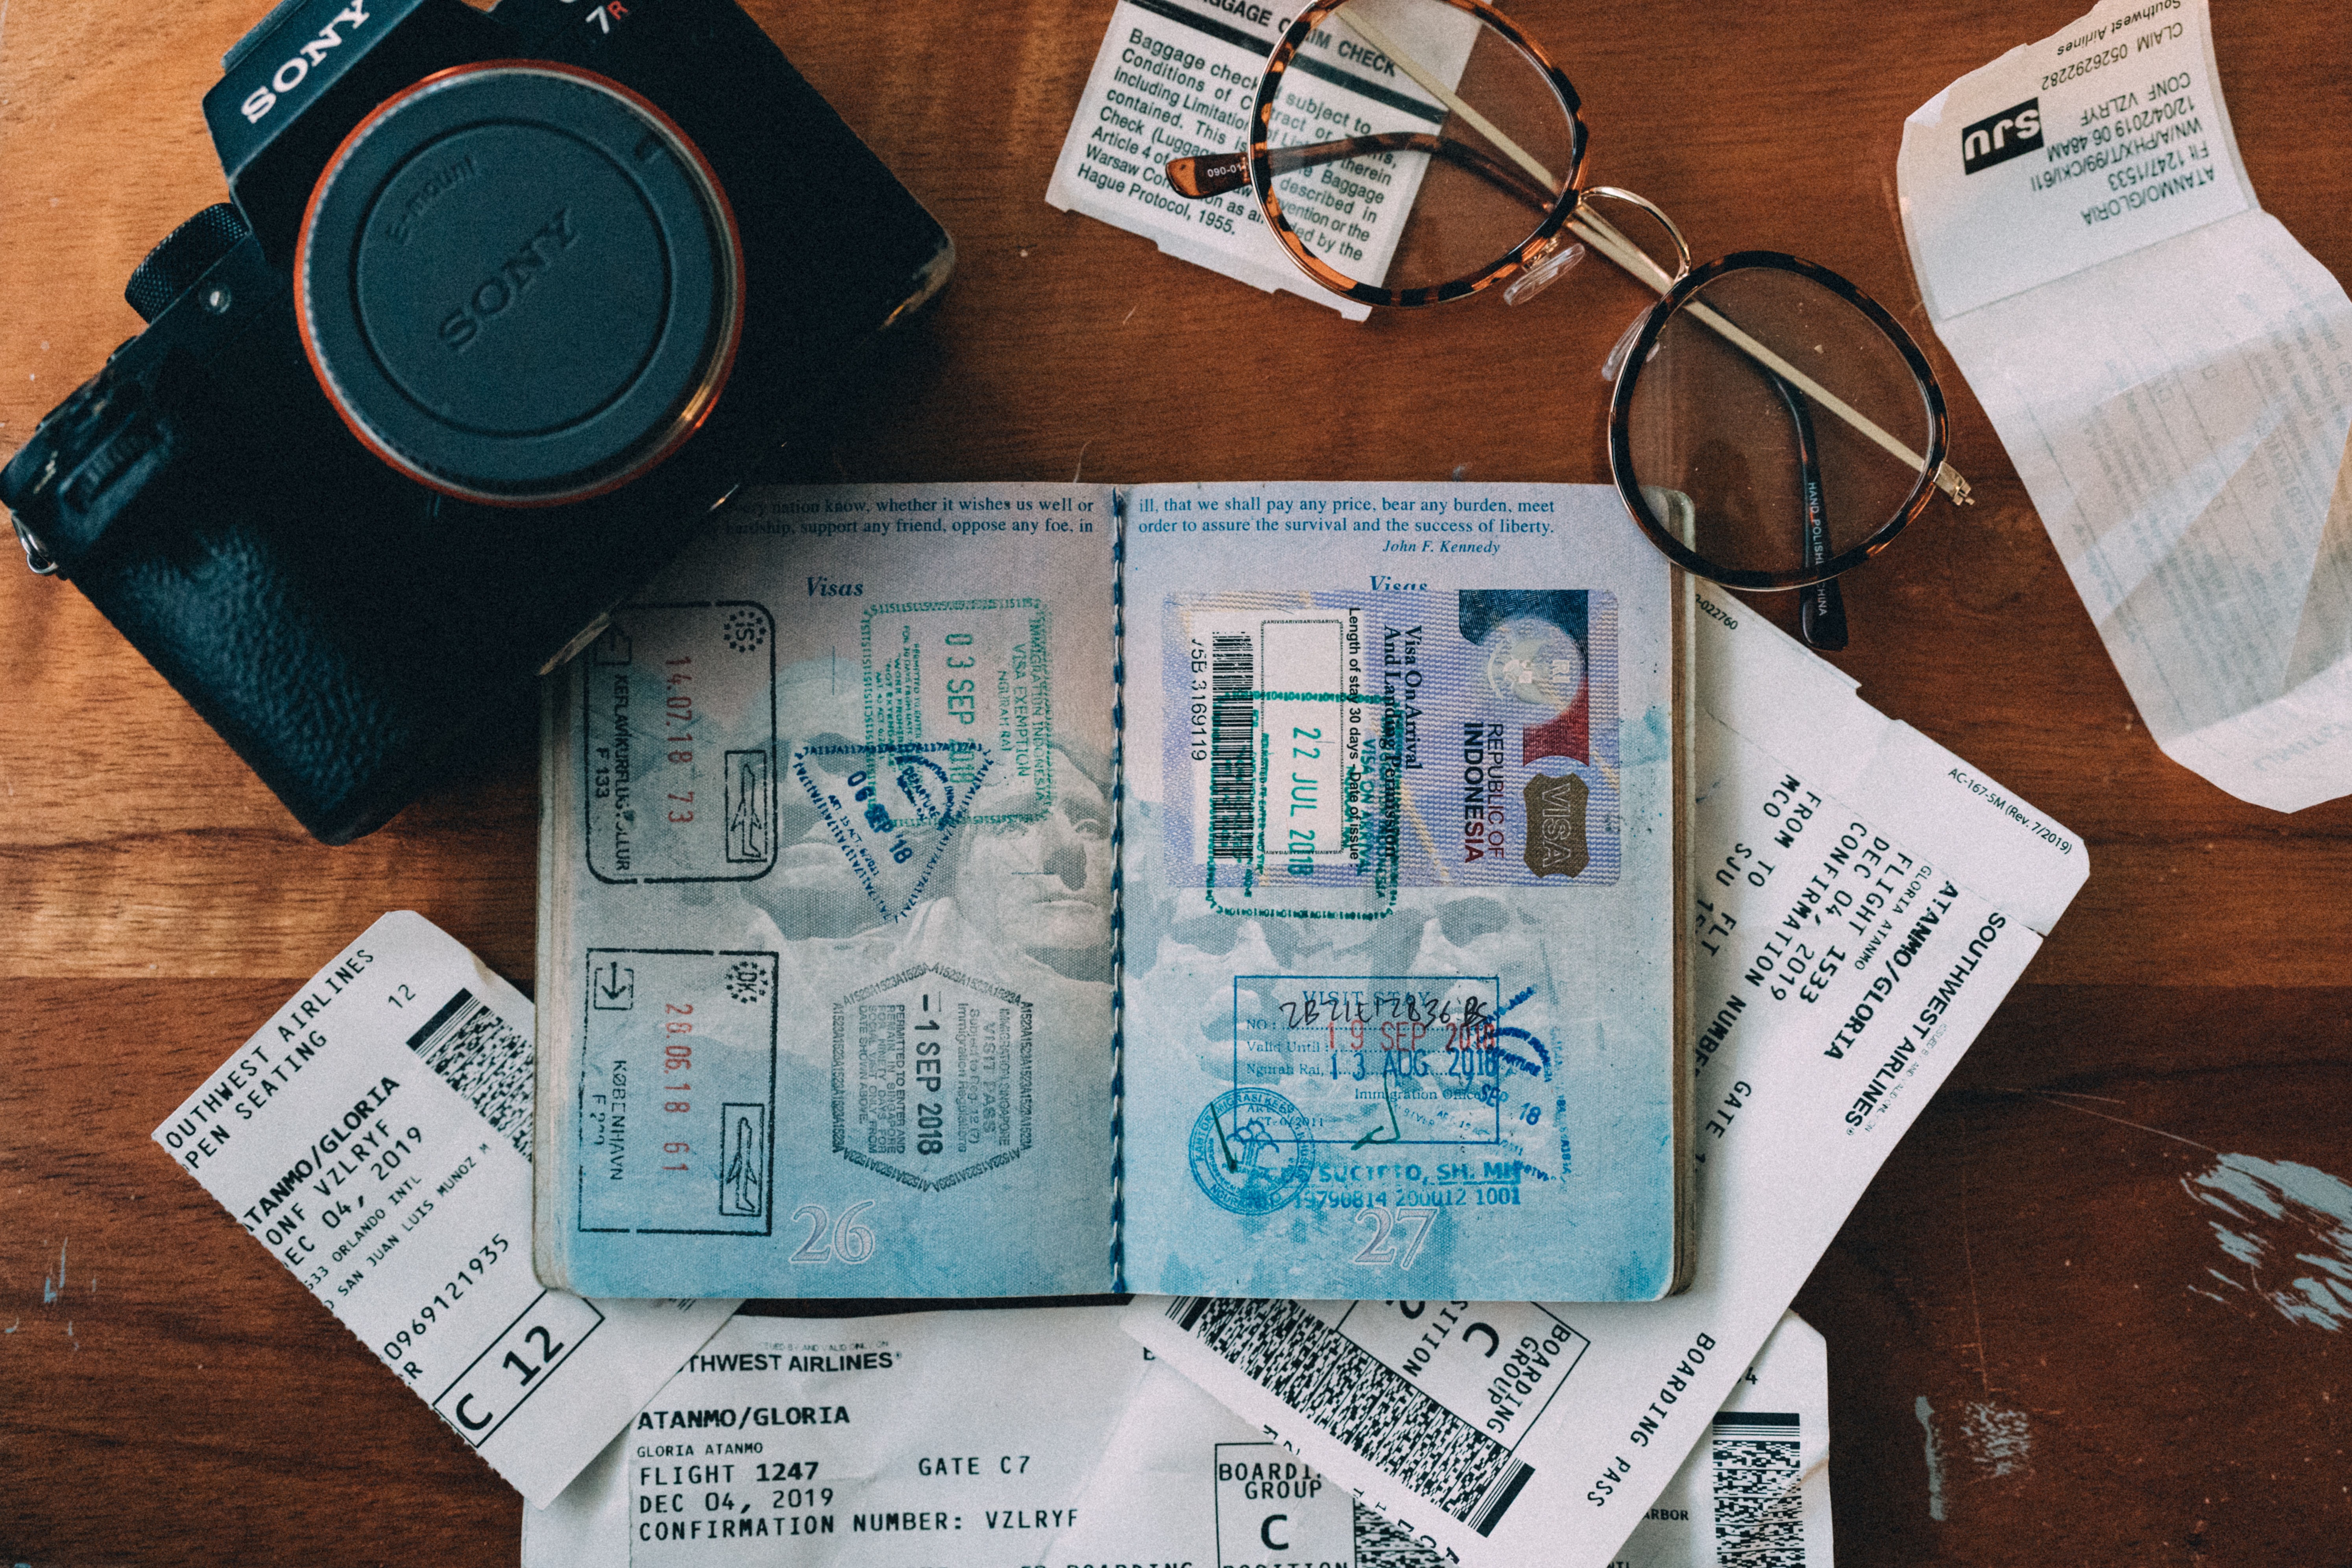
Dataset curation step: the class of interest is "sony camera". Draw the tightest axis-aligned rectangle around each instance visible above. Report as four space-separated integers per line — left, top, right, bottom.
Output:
1 0 953 842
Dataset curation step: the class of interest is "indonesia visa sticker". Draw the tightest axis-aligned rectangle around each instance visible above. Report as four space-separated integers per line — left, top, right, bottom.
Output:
150 911 735 1506
1162 588 1623 902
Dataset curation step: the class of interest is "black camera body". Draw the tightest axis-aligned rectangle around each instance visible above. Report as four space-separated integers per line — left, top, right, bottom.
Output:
2 0 952 842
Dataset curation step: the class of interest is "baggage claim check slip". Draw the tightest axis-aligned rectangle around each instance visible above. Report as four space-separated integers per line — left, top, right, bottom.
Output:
151 912 733 1505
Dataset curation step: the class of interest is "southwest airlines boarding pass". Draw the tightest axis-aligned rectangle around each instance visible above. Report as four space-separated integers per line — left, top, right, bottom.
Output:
151 912 734 1505
524 1305 1830 1568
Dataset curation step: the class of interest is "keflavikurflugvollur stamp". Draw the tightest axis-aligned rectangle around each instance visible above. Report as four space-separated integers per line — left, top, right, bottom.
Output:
582 602 778 885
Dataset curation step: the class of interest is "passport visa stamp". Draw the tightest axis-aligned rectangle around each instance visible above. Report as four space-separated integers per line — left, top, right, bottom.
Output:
577 947 780 1237
583 604 778 885
791 739 995 924
861 597 1054 825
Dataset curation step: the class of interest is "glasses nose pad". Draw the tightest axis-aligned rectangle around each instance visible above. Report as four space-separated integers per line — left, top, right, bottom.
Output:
1502 238 1585 307
1602 310 1651 382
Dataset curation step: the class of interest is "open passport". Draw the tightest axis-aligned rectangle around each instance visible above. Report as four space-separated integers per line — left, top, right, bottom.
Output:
534 480 1690 1299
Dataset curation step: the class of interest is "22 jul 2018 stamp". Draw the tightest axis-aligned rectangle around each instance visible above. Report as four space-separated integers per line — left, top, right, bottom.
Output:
1163 589 1624 899
582 603 778 885
832 963 1034 1193
576 947 778 1236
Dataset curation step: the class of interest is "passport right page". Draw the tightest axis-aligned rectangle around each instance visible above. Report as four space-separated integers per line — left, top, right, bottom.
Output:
1120 480 1689 1300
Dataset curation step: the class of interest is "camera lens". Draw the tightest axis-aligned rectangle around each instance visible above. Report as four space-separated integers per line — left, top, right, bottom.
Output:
296 62 743 506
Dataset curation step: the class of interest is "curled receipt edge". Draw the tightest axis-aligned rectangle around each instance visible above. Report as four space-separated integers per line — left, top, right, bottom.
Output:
1897 0 2352 811
1124 592 2085 1568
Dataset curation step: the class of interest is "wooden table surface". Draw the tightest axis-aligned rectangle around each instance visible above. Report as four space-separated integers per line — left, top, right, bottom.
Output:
4 0 2348 1562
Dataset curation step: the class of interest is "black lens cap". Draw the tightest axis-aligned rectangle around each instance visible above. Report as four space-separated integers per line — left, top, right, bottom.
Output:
297 62 742 506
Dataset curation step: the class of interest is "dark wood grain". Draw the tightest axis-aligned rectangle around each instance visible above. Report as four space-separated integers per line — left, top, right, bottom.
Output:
4 0 2350 1563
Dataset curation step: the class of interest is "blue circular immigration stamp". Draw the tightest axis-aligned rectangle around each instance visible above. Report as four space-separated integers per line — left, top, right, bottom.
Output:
1189 1088 1314 1215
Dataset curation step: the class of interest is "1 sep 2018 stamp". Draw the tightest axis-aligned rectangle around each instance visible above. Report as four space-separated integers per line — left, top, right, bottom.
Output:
832 963 1033 1193
583 603 778 885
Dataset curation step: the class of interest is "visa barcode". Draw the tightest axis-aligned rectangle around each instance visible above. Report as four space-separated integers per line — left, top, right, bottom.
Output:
1208 634 1256 861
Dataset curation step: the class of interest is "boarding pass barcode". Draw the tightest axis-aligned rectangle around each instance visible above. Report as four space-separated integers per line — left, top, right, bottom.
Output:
1711 1411 1803 1567
1167 1296 1534 1536
406 988 533 1158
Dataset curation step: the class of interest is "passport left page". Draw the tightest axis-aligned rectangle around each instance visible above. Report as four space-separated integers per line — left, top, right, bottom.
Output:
535 483 1118 1298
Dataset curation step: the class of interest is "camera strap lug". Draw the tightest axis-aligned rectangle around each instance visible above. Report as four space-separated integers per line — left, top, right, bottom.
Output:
12 513 59 576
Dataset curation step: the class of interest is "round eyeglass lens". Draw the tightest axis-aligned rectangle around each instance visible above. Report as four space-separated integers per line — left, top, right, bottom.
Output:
1262 0 1574 296
1617 261 1938 588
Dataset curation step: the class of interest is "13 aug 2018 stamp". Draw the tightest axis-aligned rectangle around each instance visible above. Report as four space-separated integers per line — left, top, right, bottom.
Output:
1188 976 1567 1219
1235 975 1518 1150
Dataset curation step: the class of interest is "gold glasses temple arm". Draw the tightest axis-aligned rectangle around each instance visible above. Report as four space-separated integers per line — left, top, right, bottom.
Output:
1342 9 1974 506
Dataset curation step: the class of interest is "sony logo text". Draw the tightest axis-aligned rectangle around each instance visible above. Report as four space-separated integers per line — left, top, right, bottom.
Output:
240 3 375 125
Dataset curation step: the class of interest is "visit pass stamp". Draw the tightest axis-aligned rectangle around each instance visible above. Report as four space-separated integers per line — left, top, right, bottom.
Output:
152 912 733 1506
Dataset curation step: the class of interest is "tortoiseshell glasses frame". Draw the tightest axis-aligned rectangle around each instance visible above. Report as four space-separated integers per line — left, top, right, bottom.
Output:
1164 0 1973 651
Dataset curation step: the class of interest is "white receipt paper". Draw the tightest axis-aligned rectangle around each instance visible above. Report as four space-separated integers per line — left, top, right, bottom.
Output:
1127 593 2085 1567
1046 0 1371 320
1898 0 2352 811
523 1304 1828 1568
150 912 734 1506
1056 1309 1831 1568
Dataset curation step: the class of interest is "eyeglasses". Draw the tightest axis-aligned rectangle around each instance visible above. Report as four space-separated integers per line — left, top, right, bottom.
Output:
1163 0 1973 650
